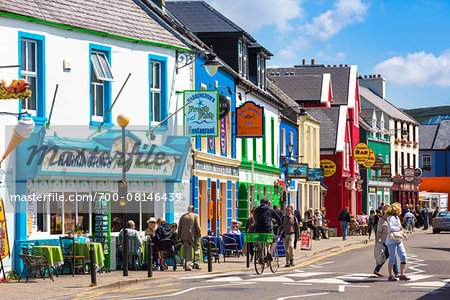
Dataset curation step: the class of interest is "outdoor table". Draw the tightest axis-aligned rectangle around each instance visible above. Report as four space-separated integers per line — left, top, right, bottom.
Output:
223 233 244 251
201 235 223 256
73 242 104 271
33 245 64 267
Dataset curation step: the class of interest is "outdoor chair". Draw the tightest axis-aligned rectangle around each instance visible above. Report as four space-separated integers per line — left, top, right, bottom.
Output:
59 236 85 276
88 235 109 273
119 234 141 270
201 237 220 264
18 252 54 283
220 234 241 261
22 247 59 278
159 241 182 271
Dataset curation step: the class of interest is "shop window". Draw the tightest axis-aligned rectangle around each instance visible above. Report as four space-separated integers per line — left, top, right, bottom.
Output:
36 198 48 233
19 32 46 124
64 192 76 234
50 193 63 235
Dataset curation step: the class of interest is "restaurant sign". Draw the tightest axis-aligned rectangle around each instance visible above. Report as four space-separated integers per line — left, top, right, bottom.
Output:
404 168 415 183
286 163 308 179
353 143 370 164
184 90 219 137
236 101 264 138
363 149 376 168
320 159 336 177
307 168 324 181
381 163 392 178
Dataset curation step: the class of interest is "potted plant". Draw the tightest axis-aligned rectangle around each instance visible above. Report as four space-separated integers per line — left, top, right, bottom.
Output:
75 224 84 237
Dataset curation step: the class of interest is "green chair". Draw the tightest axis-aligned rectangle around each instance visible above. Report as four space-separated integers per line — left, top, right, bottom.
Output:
119 234 141 270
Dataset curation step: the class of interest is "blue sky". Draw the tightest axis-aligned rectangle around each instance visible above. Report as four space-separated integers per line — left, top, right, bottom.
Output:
202 0 450 109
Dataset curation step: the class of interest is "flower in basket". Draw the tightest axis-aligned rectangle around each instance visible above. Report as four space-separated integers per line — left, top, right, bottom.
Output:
394 138 399 144
413 141 418 147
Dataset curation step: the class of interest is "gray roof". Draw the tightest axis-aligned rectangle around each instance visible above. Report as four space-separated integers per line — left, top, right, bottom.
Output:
421 119 450 150
268 66 350 105
359 116 372 131
360 108 375 125
419 124 439 150
266 79 301 112
166 1 244 33
305 107 341 150
268 75 323 102
359 86 418 124
0 0 186 48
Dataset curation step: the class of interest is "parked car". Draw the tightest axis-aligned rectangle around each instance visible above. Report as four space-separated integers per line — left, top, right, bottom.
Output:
432 211 450 234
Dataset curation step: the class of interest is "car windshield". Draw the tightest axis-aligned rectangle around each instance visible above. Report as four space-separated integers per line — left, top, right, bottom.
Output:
437 212 450 218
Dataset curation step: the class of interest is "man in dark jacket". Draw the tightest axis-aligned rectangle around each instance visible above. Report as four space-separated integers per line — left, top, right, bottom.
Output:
338 207 351 240
421 205 429 230
254 198 282 233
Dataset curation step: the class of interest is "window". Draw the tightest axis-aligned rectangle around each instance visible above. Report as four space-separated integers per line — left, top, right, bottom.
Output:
243 44 248 78
19 32 45 123
90 45 112 123
281 128 286 156
257 55 261 87
257 55 266 89
395 151 398 174
422 154 431 171
407 153 410 168
149 55 167 124
150 61 162 122
238 40 243 75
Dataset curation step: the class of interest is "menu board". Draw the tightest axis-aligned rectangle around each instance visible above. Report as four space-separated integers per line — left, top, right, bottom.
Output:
92 192 110 256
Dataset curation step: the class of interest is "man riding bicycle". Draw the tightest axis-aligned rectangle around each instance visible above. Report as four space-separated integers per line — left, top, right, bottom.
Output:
254 198 281 258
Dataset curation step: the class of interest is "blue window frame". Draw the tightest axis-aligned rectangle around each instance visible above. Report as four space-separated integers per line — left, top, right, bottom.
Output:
18 32 46 124
149 54 167 125
89 44 112 125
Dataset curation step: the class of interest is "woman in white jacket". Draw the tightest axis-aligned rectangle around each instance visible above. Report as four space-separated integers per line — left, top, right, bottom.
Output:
386 203 410 281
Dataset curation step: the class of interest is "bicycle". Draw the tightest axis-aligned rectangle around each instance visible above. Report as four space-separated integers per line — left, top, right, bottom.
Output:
244 233 279 274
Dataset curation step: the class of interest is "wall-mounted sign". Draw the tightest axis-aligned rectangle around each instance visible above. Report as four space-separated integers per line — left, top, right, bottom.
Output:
286 163 308 179
195 160 239 177
363 149 376 168
218 94 230 120
353 143 370 164
381 163 392 178
404 168 415 182
220 119 226 155
414 168 423 178
320 159 336 177
184 90 219 137
371 158 384 171
236 101 264 138
307 168 324 181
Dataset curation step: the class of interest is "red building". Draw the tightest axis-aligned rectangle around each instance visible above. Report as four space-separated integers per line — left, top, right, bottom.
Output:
268 62 362 235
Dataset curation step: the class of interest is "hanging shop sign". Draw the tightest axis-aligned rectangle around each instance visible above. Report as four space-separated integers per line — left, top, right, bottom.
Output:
414 168 423 178
0 78 32 99
404 168 415 183
371 158 384 171
363 149 376 168
0 198 9 260
286 163 308 179
381 163 392 178
236 101 264 138
320 159 336 177
218 94 230 120
307 168 324 181
353 143 370 164
184 90 219 137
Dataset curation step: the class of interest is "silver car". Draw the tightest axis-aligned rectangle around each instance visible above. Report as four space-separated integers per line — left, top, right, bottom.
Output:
433 211 450 234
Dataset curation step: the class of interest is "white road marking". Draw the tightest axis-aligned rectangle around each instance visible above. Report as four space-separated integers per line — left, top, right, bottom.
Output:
338 285 346 293
444 279 450 282
277 292 330 300
285 272 332 278
337 273 377 280
405 281 449 288
121 282 256 300
317 261 334 265
406 274 433 281
248 276 295 282
298 278 349 285
282 283 313 286
207 276 244 282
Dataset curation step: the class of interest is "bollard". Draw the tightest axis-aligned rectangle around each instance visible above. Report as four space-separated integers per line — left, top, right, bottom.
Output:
207 238 212 272
148 239 153 278
123 228 128 276
89 244 97 286
246 242 250 268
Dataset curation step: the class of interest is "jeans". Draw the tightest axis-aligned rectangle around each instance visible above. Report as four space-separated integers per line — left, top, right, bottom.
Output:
423 217 429 230
340 221 348 240
375 243 399 274
387 242 407 265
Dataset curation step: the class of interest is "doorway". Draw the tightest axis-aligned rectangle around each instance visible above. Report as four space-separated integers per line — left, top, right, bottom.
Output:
211 181 217 236
220 182 227 235
199 180 207 236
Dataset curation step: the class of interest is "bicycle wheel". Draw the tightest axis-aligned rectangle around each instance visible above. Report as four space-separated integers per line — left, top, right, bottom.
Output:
254 243 265 274
269 243 279 273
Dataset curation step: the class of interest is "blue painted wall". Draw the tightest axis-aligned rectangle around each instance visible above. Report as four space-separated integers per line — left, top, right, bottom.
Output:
279 120 298 171
420 150 450 177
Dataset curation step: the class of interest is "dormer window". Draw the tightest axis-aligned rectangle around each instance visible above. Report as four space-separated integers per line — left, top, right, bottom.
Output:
238 40 242 76
238 40 249 78
257 54 266 90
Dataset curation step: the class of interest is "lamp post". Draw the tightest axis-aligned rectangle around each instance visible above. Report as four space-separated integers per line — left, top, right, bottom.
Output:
117 113 129 276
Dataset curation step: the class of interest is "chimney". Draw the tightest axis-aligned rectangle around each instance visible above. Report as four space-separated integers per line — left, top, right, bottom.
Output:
311 59 315 65
359 74 386 99
339 64 343 67
345 64 348 67
333 65 337 67
302 59 306 65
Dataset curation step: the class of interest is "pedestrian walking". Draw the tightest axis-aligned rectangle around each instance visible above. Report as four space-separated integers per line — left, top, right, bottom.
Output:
404 210 416 233
314 208 328 239
338 207 351 240
432 207 439 227
373 205 399 277
414 205 422 228
305 208 319 240
368 210 376 239
386 203 410 281
277 205 300 267
178 205 202 271
245 207 256 261
421 205 429 230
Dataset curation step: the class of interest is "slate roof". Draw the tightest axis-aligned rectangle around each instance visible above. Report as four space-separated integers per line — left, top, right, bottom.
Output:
0 0 186 48
359 86 418 124
419 124 439 150
268 66 350 105
268 75 323 102
305 107 341 150
267 79 301 112
360 108 375 125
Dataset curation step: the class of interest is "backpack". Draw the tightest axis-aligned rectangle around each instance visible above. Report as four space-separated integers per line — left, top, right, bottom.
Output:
156 223 172 243
338 210 346 221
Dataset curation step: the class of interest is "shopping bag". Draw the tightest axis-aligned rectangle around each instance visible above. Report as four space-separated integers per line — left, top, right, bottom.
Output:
374 241 386 265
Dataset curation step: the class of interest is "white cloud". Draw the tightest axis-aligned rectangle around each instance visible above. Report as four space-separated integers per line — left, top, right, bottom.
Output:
206 0 303 32
301 0 368 41
374 50 450 87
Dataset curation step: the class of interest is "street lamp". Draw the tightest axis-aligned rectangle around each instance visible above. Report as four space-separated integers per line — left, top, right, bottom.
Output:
117 113 129 276
402 129 409 140
176 47 224 75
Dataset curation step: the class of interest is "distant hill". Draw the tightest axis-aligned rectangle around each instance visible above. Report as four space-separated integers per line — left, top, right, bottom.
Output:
403 105 450 123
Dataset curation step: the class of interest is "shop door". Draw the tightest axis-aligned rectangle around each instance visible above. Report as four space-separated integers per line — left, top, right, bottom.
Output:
220 183 227 234
199 180 208 237
211 181 217 236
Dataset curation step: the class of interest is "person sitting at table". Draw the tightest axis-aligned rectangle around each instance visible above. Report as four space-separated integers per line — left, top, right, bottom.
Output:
170 223 181 253
111 217 122 232
119 220 142 269
145 217 157 237
228 219 242 234
358 212 369 235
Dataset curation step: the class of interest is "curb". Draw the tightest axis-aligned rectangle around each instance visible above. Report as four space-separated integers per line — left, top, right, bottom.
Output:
91 276 171 290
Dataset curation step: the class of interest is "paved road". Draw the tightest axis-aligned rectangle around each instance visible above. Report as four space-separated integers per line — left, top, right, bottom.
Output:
74 232 450 300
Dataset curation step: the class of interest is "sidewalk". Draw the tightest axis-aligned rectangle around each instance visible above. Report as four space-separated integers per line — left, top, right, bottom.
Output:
0 230 430 299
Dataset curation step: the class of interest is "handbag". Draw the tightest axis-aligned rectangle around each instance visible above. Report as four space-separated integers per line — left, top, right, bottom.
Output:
389 230 403 241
